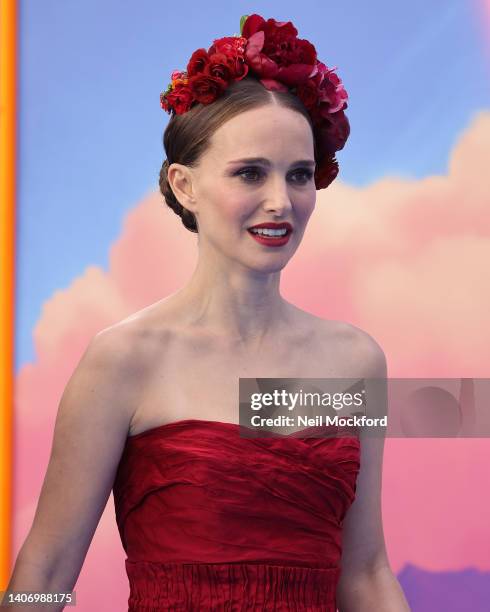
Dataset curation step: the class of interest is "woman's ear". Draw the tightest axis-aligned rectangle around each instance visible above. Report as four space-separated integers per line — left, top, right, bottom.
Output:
167 163 197 213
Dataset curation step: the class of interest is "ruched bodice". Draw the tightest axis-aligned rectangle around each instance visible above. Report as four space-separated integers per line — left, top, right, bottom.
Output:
112 419 361 611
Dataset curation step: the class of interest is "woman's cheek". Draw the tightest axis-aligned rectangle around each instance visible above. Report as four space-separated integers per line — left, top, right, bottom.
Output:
301 193 316 218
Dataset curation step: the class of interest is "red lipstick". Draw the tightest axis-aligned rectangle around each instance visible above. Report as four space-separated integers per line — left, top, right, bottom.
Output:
247 222 293 248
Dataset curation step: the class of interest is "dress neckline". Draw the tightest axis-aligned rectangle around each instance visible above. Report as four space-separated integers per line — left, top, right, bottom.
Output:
126 417 359 444
127 418 239 441
127 382 365 443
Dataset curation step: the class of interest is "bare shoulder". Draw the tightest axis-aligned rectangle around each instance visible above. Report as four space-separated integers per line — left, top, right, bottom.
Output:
91 311 167 416
336 320 387 378
59 321 147 438
300 310 387 379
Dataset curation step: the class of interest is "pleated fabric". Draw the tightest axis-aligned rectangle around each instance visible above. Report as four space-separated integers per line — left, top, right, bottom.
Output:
112 419 361 611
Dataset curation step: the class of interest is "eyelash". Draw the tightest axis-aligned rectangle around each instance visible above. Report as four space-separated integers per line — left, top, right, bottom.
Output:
235 166 314 184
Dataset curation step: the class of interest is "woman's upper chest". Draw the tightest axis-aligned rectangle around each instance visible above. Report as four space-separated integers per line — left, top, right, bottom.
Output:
129 317 358 434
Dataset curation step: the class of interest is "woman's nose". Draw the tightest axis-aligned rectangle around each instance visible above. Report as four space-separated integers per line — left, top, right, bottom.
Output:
262 177 293 213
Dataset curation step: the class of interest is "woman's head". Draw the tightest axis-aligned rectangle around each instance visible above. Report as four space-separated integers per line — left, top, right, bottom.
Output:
158 13 350 261
159 76 318 273
159 76 317 233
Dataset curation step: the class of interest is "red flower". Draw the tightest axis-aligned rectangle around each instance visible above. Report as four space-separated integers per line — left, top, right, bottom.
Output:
311 62 348 113
205 51 248 81
207 36 249 80
227 55 249 80
162 84 194 114
315 156 339 189
187 49 210 76
208 36 247 56
242 14 317 87
296 78 319 110
188 73 228 104
204 52 233 81
318 73 348 113
313 109 350 157
242 14 297 40
244 31 278 78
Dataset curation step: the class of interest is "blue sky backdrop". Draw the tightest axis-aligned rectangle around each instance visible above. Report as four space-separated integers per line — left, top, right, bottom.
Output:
16 0 490 368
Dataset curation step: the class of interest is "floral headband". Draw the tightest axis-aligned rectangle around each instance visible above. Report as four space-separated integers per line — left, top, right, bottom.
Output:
160 13 350 189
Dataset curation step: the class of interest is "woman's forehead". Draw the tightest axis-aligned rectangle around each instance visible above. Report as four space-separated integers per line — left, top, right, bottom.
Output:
207 108 314 161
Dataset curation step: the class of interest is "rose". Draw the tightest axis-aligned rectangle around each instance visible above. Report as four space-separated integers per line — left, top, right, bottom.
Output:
207 36 248 80
187 49 210 77
225 54 249 80
187 39 249 83
205 51 248 81
204 52 234 81
188 73 228 104
161 84 194 114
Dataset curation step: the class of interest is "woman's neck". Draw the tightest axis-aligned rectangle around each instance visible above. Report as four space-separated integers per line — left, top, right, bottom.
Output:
170 265 294 347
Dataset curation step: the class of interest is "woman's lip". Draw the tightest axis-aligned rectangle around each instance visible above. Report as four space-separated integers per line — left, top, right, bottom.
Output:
247 228 292 247
248 223 293 231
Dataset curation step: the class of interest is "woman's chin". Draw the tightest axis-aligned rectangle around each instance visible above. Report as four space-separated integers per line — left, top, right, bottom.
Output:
243 253 293 274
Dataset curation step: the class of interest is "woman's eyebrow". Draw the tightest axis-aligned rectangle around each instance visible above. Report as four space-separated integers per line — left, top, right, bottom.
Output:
227 157 316 167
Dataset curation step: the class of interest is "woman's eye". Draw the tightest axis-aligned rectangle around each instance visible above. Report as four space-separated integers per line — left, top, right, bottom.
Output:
290 169 314 183
236 167 314 184
236 167 264 182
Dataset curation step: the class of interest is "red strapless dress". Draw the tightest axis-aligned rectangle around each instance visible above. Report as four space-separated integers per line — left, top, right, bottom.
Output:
112 419 361 611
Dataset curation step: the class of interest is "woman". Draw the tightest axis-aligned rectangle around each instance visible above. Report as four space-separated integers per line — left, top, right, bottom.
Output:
4 13 410 612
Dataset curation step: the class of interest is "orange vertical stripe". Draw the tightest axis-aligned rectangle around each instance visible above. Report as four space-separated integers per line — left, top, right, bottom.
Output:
0 0 16 588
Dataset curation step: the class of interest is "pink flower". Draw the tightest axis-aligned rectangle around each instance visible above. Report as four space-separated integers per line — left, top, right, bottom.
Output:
311 62 348 113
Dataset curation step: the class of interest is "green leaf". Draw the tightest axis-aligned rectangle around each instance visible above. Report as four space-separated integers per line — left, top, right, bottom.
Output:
239 14 248 35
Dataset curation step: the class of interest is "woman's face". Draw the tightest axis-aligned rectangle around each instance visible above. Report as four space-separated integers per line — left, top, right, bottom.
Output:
179 104 317 272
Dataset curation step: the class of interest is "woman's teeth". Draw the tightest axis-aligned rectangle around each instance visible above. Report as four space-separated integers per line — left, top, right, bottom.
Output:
249 228 288 237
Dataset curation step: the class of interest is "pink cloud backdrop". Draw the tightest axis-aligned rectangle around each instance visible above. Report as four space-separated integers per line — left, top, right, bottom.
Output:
14 110 490 609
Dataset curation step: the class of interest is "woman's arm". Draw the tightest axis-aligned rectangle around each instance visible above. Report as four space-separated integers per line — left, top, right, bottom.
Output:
1 326 139 610
337 563 410 611
336 332 410 611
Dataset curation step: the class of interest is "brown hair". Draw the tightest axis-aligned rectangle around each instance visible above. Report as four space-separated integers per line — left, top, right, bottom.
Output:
158 76 317 233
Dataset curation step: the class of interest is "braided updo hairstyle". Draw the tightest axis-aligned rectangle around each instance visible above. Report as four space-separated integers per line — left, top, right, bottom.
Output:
159 159 198 232
159 76 318 233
